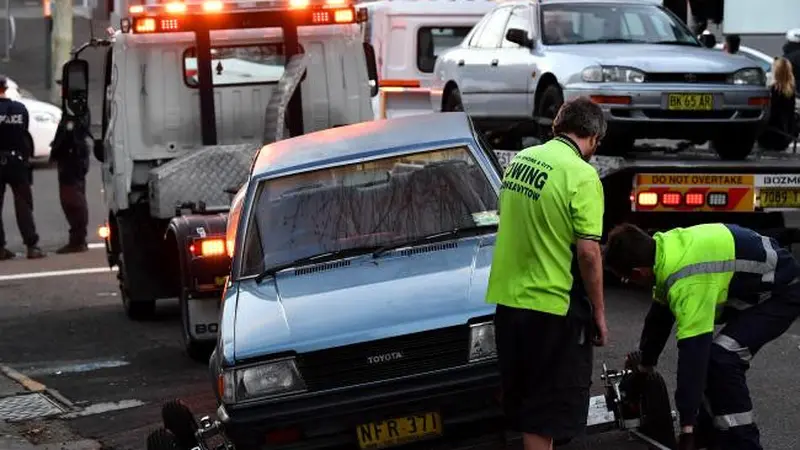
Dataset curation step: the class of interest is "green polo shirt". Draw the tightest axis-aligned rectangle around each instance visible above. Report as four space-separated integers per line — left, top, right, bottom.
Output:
486 136 605 316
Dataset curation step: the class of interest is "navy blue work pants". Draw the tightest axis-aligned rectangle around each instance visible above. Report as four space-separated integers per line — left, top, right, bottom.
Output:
699 284 800 449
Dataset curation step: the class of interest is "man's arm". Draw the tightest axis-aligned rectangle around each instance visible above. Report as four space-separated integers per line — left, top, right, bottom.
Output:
639 301 675 367
671 283 718 430
570 171 606 342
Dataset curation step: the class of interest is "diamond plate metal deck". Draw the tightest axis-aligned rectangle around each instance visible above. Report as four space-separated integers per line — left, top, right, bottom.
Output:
0 393 67 422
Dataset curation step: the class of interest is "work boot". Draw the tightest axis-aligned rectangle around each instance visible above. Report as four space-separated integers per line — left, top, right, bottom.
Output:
0 248 15 261
26 246 46 259
55 242 89 254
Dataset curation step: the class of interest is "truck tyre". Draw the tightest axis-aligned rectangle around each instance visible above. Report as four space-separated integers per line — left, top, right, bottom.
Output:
639 372 678 449
180 290 215 363
534 84 563 142
162 399 199 450
712 133 756 160
118 256 156 320
146 428 179 450
443 87 463 112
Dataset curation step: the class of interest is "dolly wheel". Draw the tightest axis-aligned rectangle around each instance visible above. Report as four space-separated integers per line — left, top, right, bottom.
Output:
162 399 199 450
639 372 678 450
146 428 180 450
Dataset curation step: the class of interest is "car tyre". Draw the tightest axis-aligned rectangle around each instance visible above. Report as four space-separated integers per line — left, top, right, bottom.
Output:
712 133 756 161
119 256 156 320
639 372 678 449
534 84 563 142
180 290 215 363
443 87 464 112
162 399 199 450
146 428 180 450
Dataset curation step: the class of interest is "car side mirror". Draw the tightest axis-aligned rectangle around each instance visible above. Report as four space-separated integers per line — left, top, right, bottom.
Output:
698 31 716 48
363 42 379 97
506 28 533 49
61 58 90 119
93 138 105 163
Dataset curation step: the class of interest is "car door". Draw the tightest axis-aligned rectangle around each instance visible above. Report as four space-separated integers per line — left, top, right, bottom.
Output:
490 5 537 118
459 6 513 114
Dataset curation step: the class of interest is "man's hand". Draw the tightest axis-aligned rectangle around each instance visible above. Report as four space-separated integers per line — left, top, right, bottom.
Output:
678 430 695 450
592 310 608 346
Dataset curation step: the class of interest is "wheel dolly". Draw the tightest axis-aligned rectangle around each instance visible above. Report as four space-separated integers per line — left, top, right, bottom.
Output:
146 354 679 450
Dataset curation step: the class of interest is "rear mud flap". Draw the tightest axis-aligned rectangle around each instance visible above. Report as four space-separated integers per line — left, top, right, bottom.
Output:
187 297 221 342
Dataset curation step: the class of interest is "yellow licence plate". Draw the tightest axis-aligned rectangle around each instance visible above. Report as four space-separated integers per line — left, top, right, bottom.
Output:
667 93 713 110
214 276 227 286
356 412 442 449
760 188 800 208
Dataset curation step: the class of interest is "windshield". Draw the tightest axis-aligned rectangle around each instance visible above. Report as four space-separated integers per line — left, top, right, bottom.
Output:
239 145 498 277
541 3 697 46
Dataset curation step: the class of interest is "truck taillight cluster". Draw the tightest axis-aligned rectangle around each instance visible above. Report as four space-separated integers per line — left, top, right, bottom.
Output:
635 191 728 208
190 238 228 258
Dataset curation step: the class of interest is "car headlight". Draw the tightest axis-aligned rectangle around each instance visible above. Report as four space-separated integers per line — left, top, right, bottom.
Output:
581 65 645 83
221 358 306 403
729 68 765 85
468 322 497 362
32 112 58 124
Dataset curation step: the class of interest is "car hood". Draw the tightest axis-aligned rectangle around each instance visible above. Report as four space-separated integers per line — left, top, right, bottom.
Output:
230 235 496 362
549 44 760 73
18 98 61 115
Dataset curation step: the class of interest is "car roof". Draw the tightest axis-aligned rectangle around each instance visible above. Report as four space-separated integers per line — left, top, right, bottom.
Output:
251 112 477 178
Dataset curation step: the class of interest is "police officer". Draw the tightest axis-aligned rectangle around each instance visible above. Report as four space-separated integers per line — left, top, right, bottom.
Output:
604 223 800 450
0 76 45 260
782 28 800 96
50 110 91 253
486 97 608 450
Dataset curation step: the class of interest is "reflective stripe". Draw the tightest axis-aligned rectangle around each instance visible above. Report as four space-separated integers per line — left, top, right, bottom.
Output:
713 333 753 362
760 236 778 283
713 411 754 430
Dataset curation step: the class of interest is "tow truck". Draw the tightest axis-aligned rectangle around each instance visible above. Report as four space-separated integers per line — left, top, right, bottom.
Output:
59 0 379 361
356 0 495 120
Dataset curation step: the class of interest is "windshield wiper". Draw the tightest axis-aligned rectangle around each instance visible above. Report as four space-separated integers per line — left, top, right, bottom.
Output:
572 38 647 44
254 245 380 284
372 224 498 258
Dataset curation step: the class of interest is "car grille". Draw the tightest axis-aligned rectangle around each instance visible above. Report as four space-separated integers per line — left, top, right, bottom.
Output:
297 325 470 391
644 72 730 83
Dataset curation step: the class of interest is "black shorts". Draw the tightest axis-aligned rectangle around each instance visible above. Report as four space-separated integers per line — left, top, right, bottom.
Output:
494 304 593 441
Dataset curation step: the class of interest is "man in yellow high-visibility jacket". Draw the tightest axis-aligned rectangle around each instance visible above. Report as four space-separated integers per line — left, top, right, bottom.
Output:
604 222 800 450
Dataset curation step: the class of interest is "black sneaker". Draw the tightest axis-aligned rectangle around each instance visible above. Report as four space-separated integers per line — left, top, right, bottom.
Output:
0 248 15 260
55 243 89 254
27 246 46 259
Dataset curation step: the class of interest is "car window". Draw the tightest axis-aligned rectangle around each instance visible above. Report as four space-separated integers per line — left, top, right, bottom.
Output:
183 43 287 87
541 3 697 45
476 7 512 48
501 7 533 48
417 26 473 72
467 13 491 47
239 146 499 277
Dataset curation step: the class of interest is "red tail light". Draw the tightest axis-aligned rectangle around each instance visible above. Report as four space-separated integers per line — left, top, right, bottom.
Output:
661 192 681 206
685 193 705 206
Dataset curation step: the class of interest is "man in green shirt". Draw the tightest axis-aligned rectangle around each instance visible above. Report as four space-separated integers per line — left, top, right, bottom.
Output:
604 223 800 450
486 97 608 450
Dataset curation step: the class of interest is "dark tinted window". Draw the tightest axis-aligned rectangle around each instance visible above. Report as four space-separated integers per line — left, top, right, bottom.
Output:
417 26 473 72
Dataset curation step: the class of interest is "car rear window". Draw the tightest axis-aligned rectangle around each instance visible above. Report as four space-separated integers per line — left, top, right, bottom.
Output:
182 43 289 87
238 145 498 278
417 27 472 73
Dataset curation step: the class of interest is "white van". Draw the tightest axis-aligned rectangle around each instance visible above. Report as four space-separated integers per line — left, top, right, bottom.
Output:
358 0 495 119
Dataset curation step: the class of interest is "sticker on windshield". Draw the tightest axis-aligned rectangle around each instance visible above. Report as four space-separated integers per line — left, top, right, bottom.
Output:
472 210 499 226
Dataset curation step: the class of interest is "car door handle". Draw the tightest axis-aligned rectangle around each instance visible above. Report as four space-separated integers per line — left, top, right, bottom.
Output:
457 60 465 67
491 59 499 67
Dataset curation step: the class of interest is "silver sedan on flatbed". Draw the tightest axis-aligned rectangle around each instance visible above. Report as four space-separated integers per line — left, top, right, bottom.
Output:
430 0 771 160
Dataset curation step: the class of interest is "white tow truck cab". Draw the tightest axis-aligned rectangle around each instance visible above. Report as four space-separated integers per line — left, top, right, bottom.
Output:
357 0 495 119
59 0 379 360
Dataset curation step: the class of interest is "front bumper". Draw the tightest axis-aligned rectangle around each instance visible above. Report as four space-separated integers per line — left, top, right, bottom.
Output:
218 362 503 449
563 83 769 139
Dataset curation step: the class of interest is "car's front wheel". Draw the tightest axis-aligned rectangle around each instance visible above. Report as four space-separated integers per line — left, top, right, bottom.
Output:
711 131 757 160
534 84 563 142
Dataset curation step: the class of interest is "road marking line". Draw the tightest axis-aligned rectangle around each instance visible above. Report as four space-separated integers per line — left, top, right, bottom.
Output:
0 365 46 392
24 359 130 376
60 399 145 419
87 243 105 249
0 267 118 282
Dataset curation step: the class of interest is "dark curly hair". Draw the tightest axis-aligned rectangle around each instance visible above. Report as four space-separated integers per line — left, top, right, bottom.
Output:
604 223 656 276
552 96 607 140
